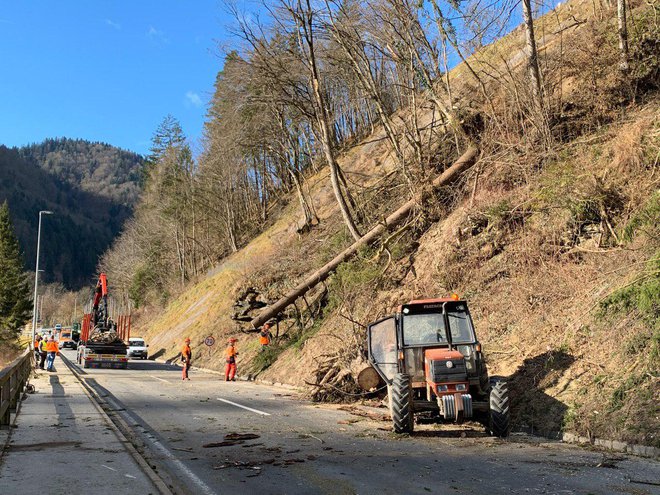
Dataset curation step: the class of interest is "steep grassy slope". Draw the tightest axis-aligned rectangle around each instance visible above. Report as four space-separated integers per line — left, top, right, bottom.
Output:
135 0 659 447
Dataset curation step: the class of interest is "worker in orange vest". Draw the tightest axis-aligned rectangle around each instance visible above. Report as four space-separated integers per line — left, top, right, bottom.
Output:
224 338 239 381
259 324 272 352
44 336 59 372
181 338 192 380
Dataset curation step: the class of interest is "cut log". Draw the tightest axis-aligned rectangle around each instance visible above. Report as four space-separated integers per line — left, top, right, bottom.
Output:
357 365 384 391
250 146 479 329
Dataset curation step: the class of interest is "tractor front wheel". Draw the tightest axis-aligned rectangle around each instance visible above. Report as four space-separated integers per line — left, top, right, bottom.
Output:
389 373 414 434
488 378 510 437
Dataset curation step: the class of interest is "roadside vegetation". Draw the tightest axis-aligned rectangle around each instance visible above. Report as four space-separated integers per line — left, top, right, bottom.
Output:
0 202 32 368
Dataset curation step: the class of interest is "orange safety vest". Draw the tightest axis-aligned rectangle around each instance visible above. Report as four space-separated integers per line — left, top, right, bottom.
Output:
45 341 58 353
181 344 192 362
259 331 270 345
225 345 237 362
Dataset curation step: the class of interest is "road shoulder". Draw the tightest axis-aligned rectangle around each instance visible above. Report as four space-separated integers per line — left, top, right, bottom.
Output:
0 355 161 495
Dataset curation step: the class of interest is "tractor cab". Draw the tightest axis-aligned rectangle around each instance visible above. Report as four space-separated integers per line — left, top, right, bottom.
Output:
367 296 509 436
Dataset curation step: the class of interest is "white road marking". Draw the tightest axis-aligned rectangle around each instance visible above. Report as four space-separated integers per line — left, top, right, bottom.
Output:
149 375 170 383
102 394 218 495
102 464 117 472
216 397 271 416
124 474 137 479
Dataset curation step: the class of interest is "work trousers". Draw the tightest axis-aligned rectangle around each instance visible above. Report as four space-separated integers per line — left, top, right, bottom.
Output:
225 362 236 381
39 351 47 369
46 352 56 371
182 361 190 380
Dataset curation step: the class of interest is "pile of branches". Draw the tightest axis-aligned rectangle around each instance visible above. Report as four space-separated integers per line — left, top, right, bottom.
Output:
306 324 369 403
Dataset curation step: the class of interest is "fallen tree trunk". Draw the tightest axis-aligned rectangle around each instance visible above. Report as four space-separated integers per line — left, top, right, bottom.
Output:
250 146 479 329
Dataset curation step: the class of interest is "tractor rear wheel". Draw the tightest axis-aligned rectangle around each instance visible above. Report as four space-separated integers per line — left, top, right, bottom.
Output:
389 373 414 434
489 378 510 437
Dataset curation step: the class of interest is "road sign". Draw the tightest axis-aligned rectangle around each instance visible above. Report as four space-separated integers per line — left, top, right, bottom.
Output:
204 336 215 347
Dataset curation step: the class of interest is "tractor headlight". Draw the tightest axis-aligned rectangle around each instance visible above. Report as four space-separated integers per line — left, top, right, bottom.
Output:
466 361 473 370
446 361 454 368
438 385 448 391
456 384 466 391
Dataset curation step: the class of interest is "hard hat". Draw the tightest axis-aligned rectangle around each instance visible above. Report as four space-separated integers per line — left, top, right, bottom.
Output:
185 337 191 342
228 337 238 343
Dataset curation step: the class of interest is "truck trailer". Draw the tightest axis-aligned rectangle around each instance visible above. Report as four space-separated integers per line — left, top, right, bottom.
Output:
76 273 131 369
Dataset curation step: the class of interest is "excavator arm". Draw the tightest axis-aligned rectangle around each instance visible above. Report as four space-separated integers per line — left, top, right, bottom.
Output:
92 273 109 327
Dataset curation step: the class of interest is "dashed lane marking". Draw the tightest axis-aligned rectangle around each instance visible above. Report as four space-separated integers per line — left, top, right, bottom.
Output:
216 397 271 416
149 375 170 383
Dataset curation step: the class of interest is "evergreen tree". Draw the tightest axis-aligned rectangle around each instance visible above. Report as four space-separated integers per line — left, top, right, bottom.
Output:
0 202 32 340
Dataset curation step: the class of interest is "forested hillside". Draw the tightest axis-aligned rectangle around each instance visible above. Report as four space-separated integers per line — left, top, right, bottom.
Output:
102 0 658 447
0 139 143 288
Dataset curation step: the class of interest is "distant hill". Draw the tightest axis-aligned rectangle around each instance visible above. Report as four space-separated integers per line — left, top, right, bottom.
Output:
0 138 144 288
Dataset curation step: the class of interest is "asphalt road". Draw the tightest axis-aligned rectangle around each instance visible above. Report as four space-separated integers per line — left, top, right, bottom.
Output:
60 350 660 495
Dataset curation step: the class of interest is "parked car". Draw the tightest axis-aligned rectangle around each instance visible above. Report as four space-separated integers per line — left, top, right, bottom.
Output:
127 337 148 360
59 338 77 350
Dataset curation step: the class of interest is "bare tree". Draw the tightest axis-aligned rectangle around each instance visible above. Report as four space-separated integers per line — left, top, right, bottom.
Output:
278 0 363 240
617 0 629 72
522 0 544 111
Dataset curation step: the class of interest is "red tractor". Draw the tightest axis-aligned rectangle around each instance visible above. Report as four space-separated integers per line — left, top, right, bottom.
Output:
366 296 509 436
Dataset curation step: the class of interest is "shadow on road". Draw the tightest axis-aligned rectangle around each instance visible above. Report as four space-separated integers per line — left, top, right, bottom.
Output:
127 360 181 372
147 348 183 366
508 350 575 438
412 428 490 438
148 348 166 361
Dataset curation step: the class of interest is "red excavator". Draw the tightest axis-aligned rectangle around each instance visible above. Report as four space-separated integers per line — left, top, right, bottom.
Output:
76 273 131 369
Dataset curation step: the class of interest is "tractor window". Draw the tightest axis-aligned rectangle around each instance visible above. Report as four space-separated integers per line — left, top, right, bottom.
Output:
368 317 397 381
402 313 447 346
447 310 475 343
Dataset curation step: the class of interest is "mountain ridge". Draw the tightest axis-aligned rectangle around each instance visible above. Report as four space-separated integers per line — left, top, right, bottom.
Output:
0 138 144 288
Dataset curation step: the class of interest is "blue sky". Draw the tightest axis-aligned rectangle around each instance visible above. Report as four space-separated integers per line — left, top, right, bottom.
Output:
0 1 238 156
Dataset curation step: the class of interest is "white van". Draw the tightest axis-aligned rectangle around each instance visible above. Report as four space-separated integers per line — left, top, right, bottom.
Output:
126 337 149 360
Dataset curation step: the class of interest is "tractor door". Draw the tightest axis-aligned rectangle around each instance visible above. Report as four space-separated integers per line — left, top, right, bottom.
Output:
367 316 398 384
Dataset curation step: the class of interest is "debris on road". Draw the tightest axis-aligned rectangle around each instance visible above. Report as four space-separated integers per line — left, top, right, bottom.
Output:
629 478 660 486
225 433 260 441
298 433 324 443
203 433 261 448
338 405 389 422
203 441 241 448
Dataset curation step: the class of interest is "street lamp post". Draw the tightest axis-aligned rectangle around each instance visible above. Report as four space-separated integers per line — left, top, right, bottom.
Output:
31 210 53 344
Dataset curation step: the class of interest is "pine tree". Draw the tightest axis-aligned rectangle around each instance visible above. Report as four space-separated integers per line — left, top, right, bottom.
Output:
0 202 32 340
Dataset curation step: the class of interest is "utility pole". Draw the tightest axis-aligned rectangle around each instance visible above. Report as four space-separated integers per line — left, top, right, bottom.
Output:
31 210 53 344
39 295 44 326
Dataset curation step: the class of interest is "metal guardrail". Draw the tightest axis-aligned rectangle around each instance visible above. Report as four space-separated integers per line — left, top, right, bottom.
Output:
0 348 32 427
